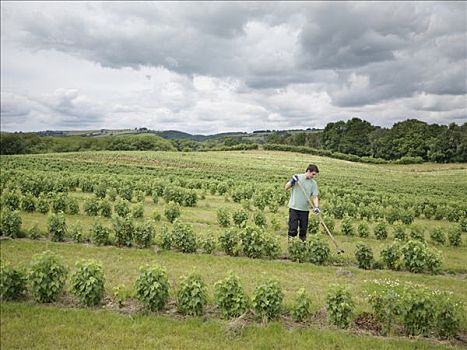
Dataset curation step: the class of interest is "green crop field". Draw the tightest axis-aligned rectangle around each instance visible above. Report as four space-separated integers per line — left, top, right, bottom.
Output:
1 150 466 349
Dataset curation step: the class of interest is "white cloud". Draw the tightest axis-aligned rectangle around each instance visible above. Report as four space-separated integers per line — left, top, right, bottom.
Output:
1 1 466 133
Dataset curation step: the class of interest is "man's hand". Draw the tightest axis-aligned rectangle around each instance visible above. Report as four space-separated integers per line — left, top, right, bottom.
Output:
313 207 320 215
290 175 299 186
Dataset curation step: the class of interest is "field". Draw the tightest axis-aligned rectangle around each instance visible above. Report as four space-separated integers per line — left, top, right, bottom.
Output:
1 150 466 349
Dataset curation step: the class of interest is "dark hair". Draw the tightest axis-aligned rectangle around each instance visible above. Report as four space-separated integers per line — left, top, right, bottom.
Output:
306 164 319 173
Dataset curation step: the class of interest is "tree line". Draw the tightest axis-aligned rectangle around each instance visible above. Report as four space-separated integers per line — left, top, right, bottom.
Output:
1 118 466 163
265 118 466 163
0 133 256 155
0 134 176 155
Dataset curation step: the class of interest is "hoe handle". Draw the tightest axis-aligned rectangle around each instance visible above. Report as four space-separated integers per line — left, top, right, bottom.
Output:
295 180 344 254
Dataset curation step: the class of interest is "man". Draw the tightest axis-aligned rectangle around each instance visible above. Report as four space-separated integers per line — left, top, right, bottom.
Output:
285 164 320 241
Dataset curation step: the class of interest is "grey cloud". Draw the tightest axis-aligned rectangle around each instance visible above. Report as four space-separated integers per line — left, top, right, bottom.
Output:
298 2 429 70
1 90 107 130
102 2 258 38
15 3 246 76
1 2 466 132
1 92 34 118
408 94 467 113
41 89 105 124
330 48 466 108
0 94 35 130
297 2 466 107
11 3 302 79
12 2 464 98
245 71 317 90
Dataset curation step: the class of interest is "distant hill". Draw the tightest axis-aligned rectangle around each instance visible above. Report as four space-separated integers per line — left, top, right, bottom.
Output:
15 127 322 145
153 130 250 141
153 130 203 140
33 128 278 141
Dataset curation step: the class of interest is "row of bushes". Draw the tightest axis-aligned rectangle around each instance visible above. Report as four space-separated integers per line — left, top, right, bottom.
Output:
0 208 275 257
354 240 443 274
324 187 466 223
228 187 288 210
0 186 197 216
2 191 81 215
3 187 465 245
0 169 231 200
81 179 201 204
218 201 464 244
285 237 443 274
367 279 464 338
263 144 428 165
2 197 191 234
3 157 465 225
282 212 462 248
0 252 314 321
162 225 446 274
1 254 463 339
0 211 155 248
1 210 451 275
3 174 465 227
0 210 278 259
326 200 466 224
211 143 259 151
217 207 282 230
4 182 465 243
337 218 462 247
163 224 282 259
218 205 463 248
1 198 189 230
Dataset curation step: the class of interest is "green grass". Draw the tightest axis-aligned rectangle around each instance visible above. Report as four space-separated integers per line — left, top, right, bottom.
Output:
16 190 467 274
1 303 462 350
1 149 466 349
2 239 466 315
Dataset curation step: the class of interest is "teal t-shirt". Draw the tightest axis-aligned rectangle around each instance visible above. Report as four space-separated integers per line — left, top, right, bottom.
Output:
288 174 318 211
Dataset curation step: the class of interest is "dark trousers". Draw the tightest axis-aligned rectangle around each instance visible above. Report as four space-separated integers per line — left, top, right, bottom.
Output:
288 208 309 241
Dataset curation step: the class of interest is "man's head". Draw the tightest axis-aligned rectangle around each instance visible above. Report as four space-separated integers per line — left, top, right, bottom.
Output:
305 164 319 179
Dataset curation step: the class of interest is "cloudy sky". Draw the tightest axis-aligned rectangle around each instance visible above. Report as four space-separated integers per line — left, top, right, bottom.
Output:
1 1 466 134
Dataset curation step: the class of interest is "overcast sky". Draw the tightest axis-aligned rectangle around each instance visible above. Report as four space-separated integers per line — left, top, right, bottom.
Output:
1 1 466 134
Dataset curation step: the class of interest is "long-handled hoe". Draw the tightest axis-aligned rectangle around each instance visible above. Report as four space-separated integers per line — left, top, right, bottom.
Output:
296 180 345 255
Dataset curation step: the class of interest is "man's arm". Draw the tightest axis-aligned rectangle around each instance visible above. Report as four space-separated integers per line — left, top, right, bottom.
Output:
285 175 298 191
312 196 319 209
311 196 320 214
